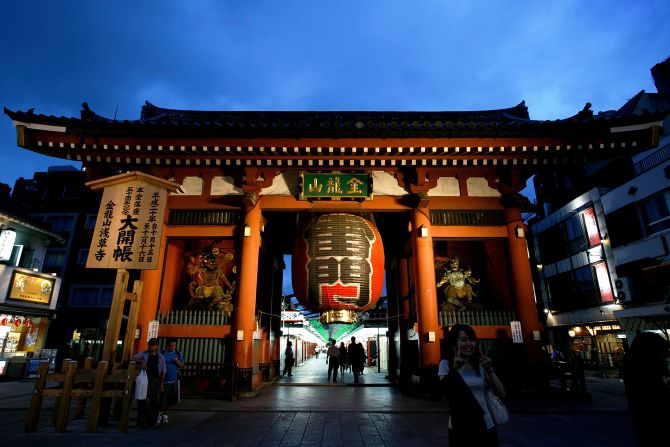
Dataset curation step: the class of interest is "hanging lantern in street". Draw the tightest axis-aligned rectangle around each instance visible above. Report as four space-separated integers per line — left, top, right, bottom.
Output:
292 213 384 323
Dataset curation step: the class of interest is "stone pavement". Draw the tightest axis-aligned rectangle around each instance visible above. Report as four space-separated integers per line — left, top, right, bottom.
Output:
0 356 636 446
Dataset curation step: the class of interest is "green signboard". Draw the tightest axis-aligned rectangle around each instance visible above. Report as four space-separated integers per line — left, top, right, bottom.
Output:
300 172 371 200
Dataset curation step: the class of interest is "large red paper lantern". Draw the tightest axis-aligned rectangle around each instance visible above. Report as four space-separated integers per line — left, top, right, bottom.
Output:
292 213 384 322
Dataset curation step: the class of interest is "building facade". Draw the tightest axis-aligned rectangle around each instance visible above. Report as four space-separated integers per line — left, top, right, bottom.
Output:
531 57 670 375
0 183 63 378
4 99 665 392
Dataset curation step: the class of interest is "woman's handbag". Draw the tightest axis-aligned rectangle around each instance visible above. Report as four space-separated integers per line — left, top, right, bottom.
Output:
134 370 148 400
486 390 509 425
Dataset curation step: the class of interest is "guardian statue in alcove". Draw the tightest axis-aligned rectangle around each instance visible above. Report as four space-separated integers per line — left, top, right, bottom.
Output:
436 256 481 311
186 248 236 316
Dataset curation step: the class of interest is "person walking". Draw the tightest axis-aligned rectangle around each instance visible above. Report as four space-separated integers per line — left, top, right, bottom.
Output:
623 331 670 447
326 339 340 382
159 338 184 424
283 340 294 377
132 338 167 429
339 341 348 378
438 324 505 446
348 336 366 384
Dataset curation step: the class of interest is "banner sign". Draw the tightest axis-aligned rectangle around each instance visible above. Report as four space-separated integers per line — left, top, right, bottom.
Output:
593 261 614 303
86 179 168 270
0 229 16 261
300 172 371 200
7 271 55 304
510 320 524 343
581 207 601 247
281 310 304 322
147 320 159 341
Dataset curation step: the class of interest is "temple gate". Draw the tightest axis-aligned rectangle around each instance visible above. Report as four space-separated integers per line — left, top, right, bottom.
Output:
5 101 664 393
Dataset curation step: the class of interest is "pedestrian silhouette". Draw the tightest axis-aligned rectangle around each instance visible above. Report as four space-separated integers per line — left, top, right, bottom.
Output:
623 332 670 447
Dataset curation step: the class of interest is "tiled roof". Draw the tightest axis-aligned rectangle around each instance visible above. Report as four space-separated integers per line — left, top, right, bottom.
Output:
7 100 665 139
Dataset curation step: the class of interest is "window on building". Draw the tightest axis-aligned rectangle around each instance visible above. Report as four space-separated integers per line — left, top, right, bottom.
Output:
565 213 587 255
84 214 97 229
641 190 670 236
546 266 598 311
537 225 567 264
44 250 66 269
69 285 114 307
573 265 599 306
77 249 89 265
607 203 644 246
19 248 36 268
43 215 75 233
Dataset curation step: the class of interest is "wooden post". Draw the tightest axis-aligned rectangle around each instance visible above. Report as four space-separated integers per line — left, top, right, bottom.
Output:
86 360 108 433
121 280 143 365
118 361 137 434
25 361 50 432
102 269 130 366
51 358 71 427
54 360 78 433
75 357 95 419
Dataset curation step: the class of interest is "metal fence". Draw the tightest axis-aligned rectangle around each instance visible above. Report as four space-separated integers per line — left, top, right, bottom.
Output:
158 310 230 325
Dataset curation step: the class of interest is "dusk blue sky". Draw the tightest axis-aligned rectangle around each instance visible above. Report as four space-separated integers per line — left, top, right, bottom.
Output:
1 1 669 192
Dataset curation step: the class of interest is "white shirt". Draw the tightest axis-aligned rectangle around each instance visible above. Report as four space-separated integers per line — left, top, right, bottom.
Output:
438 359 495 429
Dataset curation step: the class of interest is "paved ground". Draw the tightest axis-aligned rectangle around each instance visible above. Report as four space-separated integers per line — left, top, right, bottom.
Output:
0 356 636 446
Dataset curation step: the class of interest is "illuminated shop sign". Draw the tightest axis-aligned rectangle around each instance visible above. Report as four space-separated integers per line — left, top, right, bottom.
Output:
593 261 614 303
7 271 55 305
581 208 601 247
0 229 16 261
300 172 371 200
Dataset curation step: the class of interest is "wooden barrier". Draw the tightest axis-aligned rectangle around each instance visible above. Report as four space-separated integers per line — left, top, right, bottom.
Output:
25 360 137 434
180 362 239 400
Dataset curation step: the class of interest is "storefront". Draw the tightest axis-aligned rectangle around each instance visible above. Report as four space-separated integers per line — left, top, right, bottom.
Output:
565 322 625 377
0 267 61 378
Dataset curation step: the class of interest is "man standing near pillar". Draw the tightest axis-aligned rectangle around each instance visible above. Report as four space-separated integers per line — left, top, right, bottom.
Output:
160 338 184 424
132 338 166 429
349 336 366 384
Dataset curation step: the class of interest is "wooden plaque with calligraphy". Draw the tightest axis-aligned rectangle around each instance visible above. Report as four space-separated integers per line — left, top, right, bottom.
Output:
299 172 372 200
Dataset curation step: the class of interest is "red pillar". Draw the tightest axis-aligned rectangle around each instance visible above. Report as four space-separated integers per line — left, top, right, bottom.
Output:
410 208 440 368
398 257 411 338
232 202 262 369
505 207 543 365
137 224 169 352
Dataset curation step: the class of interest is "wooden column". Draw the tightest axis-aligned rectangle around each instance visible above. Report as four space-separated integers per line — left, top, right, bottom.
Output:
410 208 440 367
102 270 129 365
158 239 184 313
398 257 411 337
232 200 262 368
505 207 542 365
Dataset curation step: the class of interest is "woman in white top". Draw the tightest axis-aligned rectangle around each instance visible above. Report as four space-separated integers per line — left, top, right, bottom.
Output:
438 324 505 447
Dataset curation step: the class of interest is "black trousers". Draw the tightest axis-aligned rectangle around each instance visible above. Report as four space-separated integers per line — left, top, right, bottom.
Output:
282 357 294 376
137 378 161 428
327 358 339 381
